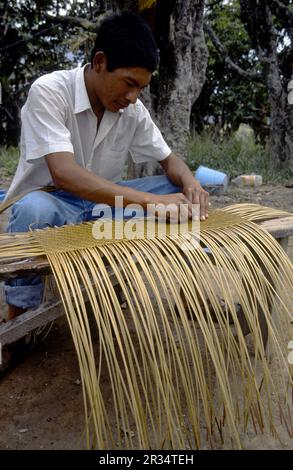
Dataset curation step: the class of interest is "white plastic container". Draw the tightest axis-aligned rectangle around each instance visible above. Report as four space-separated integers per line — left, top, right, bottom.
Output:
231 174 263 187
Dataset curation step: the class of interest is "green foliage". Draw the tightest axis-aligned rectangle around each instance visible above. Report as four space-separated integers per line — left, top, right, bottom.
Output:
0 146 20 177
0 0 98 147
196 0 268 141
186 132 293 184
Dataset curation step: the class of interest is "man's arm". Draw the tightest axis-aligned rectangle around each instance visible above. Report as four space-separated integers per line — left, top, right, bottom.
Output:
160 152 209 220
46 152 153 208
46 152 195 220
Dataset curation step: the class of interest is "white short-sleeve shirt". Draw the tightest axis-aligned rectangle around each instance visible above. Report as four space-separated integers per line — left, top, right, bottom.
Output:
5 64 171 201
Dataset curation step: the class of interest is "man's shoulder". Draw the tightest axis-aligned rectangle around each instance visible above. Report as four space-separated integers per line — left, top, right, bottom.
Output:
30 67 79 95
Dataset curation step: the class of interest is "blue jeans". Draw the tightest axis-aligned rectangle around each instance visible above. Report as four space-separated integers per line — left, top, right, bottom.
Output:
5 175 182 308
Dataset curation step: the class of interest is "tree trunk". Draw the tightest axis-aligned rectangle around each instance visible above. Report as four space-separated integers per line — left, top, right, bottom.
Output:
240 0 293 170
126 83 163 178
260 3 293 170
115 0 208 177
267 60 293 169
155 0 208 157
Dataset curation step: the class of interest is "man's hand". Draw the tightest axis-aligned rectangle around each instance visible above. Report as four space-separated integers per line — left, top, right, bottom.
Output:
147 193 200 223
160 153 209 221
182 178 209 221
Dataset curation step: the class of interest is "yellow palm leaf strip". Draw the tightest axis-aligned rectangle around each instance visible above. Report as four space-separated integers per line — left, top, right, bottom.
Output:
197 231 270 370
45 252 99 448
0 231 43 260
84 244 167 450
46 250 112 449
138 235 217 446
168 234 251 444
102 235 221 448
150 238 221 447
175 232 243 405
234 222 293 308
171 232 248 383
225 227 293 430
201 233 266 360
231 222 293 351
188 241 249 437
64 249 128 447
135 235 241 447
192 231 264 374
54 244 152 450
203 220 292 349
233 224 293 324
96 243 173 448
221 203 292 221
99 241 187 449
196 231 269 433
64 248 135 449
230 223 293 388
145 238 209 448
200 221 292 429
120 238 204 448
64 246 145 449
76 248 136 450
60 250 110 447
165 233 246 445
204 226 270 357
81 245 155 449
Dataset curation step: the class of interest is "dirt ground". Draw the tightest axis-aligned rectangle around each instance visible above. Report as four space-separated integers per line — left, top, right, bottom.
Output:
0 180 292 450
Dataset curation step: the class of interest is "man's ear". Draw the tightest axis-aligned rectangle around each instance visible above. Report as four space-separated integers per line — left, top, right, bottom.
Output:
93 51 107 73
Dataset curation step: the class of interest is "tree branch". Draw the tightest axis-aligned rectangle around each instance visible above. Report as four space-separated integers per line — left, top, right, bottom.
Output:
44 14 98 32
206 0 223 8
204 23 262 81
270 0 293 44
271 0 293 18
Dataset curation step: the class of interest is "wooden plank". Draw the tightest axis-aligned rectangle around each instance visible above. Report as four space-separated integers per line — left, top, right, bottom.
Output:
0 256 50 281
0 297 65 347
0 273 123 347
259 216 293 239
277 236 289 252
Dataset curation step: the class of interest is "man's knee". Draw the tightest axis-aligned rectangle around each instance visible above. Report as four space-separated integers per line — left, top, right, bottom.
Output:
7 191 62 232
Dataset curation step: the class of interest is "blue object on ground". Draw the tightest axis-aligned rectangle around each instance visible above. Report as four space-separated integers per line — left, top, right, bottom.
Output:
195 166 229 191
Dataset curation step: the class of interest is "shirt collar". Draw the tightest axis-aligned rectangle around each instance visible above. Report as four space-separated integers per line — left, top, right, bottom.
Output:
74 64 92 114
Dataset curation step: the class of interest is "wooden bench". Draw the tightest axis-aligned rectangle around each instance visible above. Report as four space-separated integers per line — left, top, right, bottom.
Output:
0 216 293 347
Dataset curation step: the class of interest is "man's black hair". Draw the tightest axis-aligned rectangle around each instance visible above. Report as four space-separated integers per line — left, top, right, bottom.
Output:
90 12 158 72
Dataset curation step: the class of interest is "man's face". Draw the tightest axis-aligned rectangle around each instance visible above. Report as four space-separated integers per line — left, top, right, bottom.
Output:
92 55 152 112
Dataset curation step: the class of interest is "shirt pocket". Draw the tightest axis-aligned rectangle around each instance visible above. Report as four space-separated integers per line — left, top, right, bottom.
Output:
109 144 127 153
105 148 128 160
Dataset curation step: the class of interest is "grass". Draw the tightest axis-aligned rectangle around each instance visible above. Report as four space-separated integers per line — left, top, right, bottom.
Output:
0 134 292 185
0 146 20 178
186 131 293 184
